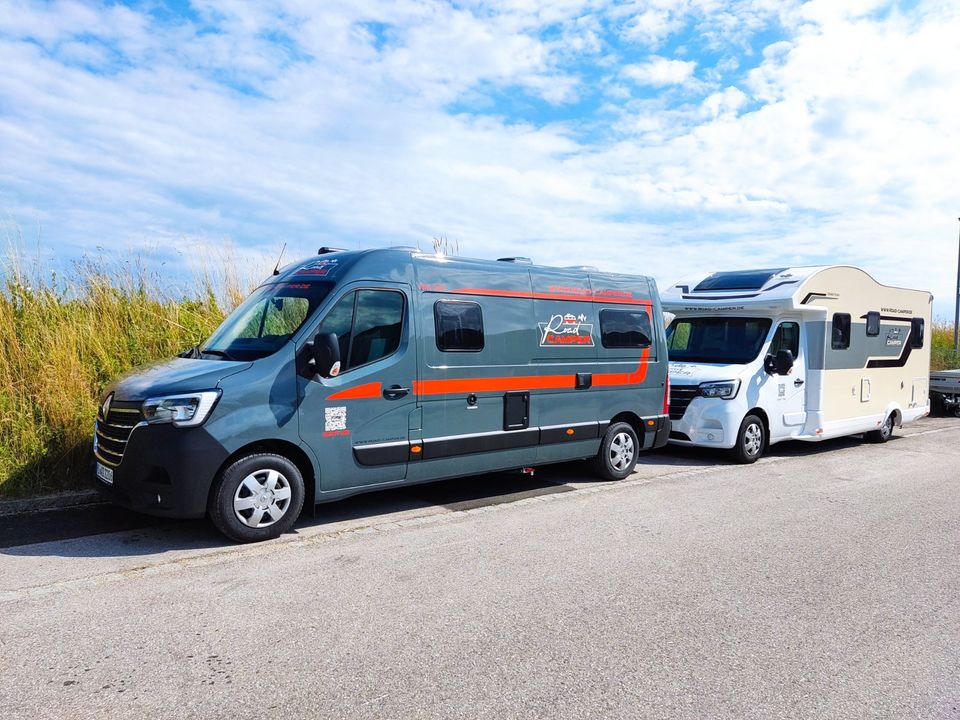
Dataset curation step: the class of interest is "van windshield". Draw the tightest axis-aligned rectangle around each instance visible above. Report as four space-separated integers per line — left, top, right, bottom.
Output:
666 317 772 364
202 282 333 361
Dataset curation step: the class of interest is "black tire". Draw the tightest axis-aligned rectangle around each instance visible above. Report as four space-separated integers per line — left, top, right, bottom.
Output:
208 453 305 543
731 414 765 464
592 422 640 480
865 413 895 443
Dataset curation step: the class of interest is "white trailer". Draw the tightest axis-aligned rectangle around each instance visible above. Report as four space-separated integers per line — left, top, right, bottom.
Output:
661 266 932 462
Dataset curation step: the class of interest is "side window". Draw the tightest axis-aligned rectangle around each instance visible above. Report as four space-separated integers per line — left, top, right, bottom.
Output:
316 289 405 372
349 290 404 368
832 313 851 350
866 311 880 337
770 322 800 358
317 291 355 365
435 300 484 352
600 309 652 348
910 317 925 349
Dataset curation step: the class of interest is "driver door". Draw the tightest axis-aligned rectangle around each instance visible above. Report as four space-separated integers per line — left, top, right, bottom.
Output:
766 319 807 440
297 284 418 492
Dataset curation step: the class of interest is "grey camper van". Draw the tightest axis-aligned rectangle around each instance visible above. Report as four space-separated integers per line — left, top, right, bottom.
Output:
94 248 670 542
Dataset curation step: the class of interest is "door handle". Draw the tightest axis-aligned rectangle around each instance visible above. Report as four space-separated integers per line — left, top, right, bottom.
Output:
382 385 410 400
794 378 805 387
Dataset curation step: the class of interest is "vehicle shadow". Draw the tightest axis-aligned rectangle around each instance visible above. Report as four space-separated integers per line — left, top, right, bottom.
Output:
0 470 575 558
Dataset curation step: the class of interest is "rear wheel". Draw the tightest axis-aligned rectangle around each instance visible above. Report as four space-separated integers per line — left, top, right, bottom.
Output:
209 453 305 543
593 422 639 480
865 413 895 443
731 414 765 464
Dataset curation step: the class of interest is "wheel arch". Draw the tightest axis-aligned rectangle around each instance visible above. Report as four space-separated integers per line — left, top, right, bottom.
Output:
609 411 644 443
210 439 317 511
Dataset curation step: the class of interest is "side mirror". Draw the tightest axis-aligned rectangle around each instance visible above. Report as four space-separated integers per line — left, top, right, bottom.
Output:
311 332 341 378
774 349 794 375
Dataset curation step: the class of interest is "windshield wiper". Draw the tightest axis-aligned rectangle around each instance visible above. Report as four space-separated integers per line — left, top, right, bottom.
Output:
199 348 237 361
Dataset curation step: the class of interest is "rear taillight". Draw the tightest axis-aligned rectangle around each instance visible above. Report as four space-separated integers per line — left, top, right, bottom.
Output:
663 377 670 415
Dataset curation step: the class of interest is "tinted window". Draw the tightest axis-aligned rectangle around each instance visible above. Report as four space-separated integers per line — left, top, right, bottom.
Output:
910 317 925 349
832 313 851 350
770 322 800 358
693 268 787 292
866 311 880 337
435 300 484 351
350 290 404 368
600 309 652 348
316 289 404 372
666 317 772 364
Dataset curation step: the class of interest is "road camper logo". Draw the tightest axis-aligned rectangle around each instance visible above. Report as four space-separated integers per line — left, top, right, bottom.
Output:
296 258 339 277
885 328 903 347
539 312 594 347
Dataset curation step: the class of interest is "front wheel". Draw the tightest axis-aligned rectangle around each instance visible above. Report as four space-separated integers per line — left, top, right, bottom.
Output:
208 453 305 543
731 414 765 464
865 414 895 443
592 422 639 480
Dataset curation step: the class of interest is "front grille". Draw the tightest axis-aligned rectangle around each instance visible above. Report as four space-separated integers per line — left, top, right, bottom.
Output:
668 384 699 421
95 400 142 467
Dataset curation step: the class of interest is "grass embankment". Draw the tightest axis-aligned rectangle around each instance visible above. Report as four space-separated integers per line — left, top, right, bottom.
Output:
0 256 244 498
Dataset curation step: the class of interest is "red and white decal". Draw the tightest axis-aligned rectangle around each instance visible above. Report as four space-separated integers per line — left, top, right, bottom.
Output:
539 312 594 347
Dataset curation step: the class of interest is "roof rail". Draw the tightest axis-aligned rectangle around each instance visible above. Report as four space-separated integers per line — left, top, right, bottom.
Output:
497 257 533 264
318 246 348 254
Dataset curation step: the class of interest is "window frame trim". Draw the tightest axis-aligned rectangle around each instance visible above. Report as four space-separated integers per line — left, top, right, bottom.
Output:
598 307 653 350
433 298 485 353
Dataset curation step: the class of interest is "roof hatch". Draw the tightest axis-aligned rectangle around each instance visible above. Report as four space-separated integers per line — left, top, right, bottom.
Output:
693 268 787 292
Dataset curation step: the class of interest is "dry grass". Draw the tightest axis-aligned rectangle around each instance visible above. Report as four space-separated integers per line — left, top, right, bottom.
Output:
0 244 251 498
931 322 960 372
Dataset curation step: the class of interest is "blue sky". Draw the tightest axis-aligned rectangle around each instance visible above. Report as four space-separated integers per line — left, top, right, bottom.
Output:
1 0 959 313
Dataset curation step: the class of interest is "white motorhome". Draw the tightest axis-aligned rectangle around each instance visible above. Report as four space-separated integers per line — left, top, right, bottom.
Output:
661 266 932 462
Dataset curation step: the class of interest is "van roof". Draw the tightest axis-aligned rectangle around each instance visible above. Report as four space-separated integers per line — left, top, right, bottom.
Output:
270 247 655 285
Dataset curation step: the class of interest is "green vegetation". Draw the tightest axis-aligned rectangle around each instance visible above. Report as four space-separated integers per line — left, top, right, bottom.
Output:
0 250 247 498
931 322 960 372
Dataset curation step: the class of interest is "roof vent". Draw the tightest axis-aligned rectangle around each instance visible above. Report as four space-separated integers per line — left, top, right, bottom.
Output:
318 246 347 255
497 257 533 265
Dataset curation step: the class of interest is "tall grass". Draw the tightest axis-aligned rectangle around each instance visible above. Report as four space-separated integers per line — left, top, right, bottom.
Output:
0 247 248 498
931 322 960 371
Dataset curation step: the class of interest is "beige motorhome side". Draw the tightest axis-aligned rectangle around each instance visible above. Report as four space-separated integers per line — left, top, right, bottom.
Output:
798 267 931 434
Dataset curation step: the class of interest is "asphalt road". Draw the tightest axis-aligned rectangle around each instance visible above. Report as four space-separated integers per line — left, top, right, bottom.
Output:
1 418 958 719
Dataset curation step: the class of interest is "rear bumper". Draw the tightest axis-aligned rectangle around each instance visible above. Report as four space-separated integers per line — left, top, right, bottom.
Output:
93 424 230 519
642 414 671 450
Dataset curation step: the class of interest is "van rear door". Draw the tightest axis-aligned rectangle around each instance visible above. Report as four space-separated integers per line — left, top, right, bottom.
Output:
297 283 418 491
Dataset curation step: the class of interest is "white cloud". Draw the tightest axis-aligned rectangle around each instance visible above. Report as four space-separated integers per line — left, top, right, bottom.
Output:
1 0 959 317
622 56 697 86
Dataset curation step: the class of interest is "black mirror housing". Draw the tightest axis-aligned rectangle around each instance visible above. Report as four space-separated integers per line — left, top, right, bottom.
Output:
311 332 341 378
774 349 794 375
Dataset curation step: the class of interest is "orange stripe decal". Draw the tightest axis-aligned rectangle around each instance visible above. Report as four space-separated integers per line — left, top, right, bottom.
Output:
328 382 382 400
447 288 653 306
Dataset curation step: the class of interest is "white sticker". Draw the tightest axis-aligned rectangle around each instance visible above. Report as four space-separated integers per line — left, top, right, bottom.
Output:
325 406 347 432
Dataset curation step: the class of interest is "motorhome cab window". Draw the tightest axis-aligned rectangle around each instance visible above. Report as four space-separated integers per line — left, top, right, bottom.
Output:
866 312 881 337
770 322 800 358
831 313 851 350
911 317 925 348
434 300 484 351
600 309 652 348
202 282 332 361
667 317 771 364
317 290 405 371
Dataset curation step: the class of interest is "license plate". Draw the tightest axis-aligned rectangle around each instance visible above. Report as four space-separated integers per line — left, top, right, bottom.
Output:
96 462 114 485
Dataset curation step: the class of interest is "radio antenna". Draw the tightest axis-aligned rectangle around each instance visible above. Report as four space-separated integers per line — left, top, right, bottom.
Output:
272 242 287 275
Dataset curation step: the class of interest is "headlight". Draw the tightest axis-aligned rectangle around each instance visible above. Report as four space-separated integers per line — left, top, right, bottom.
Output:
142 391 221 427
698 380 741 400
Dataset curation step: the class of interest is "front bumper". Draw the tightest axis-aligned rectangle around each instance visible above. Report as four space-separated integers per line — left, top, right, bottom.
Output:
668 396 742 450
93 423 230 519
